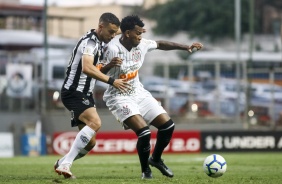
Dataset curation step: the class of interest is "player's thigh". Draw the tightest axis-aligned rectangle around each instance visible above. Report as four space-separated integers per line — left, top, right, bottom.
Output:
61 89 96 127
79 107 101 131
105 97 141 123
139 94 168 125
124 114 148 133
150 113 170 128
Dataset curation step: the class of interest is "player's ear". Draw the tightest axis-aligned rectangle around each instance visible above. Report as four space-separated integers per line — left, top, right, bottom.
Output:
98 23 103 29
125 30 130 38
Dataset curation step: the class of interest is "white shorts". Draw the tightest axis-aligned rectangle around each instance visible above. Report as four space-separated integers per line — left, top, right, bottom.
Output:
104 89 167 129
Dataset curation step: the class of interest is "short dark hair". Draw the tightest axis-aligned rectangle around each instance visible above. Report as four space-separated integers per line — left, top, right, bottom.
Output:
99 12 120 27
120 15 144 33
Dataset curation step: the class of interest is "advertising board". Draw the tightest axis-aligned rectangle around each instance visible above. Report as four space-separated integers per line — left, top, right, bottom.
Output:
53 131 201 155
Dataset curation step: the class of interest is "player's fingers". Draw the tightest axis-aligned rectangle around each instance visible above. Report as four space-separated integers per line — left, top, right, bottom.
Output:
197 43 203 49
112 57 123 62
112 57 119 61
195 43 203 49
122 82 131 90
119 85 129 93
115 80 131 92
118 87 126 93
115 61 122 66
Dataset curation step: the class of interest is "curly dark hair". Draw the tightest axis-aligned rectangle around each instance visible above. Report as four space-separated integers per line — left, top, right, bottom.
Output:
99 12 120 27
120 15 144 33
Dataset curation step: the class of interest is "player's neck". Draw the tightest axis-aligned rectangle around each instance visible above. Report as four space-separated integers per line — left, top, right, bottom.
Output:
94 29 102 42
119 37 132 51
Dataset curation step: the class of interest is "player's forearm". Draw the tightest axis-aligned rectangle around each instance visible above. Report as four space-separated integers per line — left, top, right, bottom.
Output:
156 40 188 51
100 64 113 74
83 66 110 83
82 55 111 83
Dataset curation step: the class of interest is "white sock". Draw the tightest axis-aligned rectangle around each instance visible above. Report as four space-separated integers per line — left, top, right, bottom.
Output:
58 156 65 165
61 126 95 165
58 148 88 165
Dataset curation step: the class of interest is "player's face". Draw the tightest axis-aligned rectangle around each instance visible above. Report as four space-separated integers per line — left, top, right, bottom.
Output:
129 25 143 47
100 23 119 43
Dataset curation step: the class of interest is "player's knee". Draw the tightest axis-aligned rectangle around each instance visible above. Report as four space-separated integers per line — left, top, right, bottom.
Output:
136 126 151 149
81 115 101 131
89 117 101 130
158 119 175 131
136 126 151 138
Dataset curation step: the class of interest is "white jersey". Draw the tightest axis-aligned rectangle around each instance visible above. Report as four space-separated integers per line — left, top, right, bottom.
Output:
100 37 166 126
102 38 158 98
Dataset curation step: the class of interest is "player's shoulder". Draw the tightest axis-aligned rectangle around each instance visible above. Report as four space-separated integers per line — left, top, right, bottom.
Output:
81 30 100 45
105 37 121 52
89 33 100 44
108 37 120 47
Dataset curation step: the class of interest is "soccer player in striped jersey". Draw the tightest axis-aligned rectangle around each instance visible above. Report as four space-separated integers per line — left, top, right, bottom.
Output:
99 15 203 179
54 12 130 179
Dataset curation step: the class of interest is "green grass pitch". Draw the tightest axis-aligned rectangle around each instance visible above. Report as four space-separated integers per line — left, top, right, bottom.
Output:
0 153 281 184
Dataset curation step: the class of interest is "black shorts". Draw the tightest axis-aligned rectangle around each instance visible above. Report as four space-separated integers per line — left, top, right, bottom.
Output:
61 87 96 127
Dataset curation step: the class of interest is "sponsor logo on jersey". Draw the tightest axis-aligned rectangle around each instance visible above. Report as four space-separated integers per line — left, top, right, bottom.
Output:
119 70 138 81
82 98 90 105
84 47 92 55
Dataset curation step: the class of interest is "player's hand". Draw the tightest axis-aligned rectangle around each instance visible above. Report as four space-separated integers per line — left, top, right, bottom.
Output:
113 79 131 93
188 42 203 53
109 57 123 67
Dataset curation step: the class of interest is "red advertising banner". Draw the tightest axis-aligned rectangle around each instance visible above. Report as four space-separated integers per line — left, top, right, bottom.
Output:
52 130 200 155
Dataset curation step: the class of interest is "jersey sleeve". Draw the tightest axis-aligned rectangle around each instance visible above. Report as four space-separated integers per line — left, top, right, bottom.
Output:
81 39 99 56
142 38 158 52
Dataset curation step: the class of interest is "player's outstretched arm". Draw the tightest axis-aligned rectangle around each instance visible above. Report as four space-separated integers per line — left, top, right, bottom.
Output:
156 41 203 53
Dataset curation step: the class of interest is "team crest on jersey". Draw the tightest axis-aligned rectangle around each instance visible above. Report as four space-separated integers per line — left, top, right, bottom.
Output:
132 50 141 62
122 105 131 115
84 47 91 55
82 98 90 105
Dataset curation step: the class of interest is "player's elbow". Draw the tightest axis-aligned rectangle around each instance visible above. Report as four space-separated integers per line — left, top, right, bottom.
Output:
82 55 94 75
82 64 91 75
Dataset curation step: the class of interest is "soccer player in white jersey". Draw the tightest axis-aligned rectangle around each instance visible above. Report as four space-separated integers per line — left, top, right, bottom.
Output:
54 13 130 179
99 15 203 179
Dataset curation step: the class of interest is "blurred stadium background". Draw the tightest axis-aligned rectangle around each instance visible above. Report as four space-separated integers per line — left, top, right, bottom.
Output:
0 0 281 157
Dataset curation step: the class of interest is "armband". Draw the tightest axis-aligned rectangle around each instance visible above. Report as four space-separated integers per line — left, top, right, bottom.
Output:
107 77 115 85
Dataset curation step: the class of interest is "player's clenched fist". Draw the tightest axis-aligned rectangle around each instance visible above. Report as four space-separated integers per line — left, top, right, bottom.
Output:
188 42 203 53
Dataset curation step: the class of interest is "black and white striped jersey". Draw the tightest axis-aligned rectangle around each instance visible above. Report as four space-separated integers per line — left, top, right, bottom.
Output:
63 29 103 94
